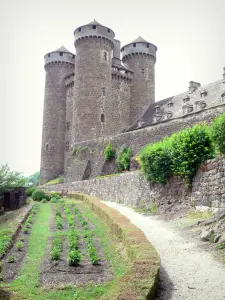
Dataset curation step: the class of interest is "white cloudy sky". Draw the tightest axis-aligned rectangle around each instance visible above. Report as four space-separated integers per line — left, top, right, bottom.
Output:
0 0 225 176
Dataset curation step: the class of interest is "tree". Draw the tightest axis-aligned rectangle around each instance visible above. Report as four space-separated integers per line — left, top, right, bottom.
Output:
0 164 26 197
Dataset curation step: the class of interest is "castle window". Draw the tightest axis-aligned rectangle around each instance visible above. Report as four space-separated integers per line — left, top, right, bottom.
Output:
72 54 75 59
100 113 105 123
107 29 110 33
154 105 160 113
66 122 70 131
102 87 106 96
92 25 96 29
59 52 63 56
183 95 190 103
200 90 207 98
133 43 136 47
78 27 81 32
141 69 145 74
65 141 69 151
48 53 50 57
147 43 149 48
104 51 107 61
168 101 174 107
46 144 49 151
121 48 124 52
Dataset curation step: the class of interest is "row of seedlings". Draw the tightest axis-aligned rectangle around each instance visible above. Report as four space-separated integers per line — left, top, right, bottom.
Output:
6 204 39 264
50 204 64 263
55 205 63 230
74 206 100 265
64 204 81 265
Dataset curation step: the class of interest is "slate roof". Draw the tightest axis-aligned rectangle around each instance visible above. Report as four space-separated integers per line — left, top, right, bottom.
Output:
132 36 149 44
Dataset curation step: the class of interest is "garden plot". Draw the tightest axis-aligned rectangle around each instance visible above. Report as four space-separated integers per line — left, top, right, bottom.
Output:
40 203 113 287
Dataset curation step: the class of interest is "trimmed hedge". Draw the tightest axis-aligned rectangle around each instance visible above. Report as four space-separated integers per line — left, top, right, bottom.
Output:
32 190 46 201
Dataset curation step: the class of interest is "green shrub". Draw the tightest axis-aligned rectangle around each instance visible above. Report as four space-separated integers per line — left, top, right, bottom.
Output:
104 142 115 160
50 192 61 199
45 194 51 201
139 138 172 184
32 189 45 201
0 230 12 257
68 250 81 265
50 236 62 261
211 112 225 154
50 197 57 203
23 227 29 234
26 187 36 197
170 124 214 183
116 146 132 172
15 241 24 251
41 199 47 203
7 255 16 263
88 246 100 265
59 199 65 204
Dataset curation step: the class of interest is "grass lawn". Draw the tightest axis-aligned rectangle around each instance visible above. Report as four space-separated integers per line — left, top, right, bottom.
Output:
0 200 130 300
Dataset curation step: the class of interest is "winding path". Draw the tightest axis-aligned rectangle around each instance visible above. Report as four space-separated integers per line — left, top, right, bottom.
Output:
103 201 225 300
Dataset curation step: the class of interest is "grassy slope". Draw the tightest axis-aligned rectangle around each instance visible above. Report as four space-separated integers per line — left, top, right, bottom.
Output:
1 201 129 300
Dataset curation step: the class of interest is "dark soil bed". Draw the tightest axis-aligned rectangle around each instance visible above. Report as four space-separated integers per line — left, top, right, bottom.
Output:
40 204 113 287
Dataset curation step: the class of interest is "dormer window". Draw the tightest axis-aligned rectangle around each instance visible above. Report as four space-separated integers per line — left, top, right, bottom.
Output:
222 93 225 102
92 25 96 29
200 90 207 98
59 52 63 56
183 104 193 114
154 105 160 113
168 101 174 107
183 95 190 103
133 43 136 47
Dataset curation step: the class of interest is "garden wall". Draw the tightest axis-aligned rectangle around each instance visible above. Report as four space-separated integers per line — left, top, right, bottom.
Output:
69 193 160 300
44 157 225 210
65 104 225 182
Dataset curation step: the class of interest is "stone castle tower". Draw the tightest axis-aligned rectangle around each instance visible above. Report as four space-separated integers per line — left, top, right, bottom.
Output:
40 20 157 183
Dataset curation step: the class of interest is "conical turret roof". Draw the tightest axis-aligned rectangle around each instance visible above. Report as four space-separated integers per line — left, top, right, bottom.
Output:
87 19 102 26
54 45 74 54
132 36 149 44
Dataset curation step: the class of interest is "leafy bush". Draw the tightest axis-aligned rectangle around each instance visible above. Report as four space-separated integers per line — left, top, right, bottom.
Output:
26 187 36 197
7 255 16 263
88 246 100 265
50 236 62 261
139 138 172 184
45 194 51 201
170 124 214 183
104 142 115 160
23 227 29 234
16 241 24 251
68 250 81 265
41 199 47 203
50 192 61 199
50 197 57 203
211 112 225 154
0 230 12 257
116 146 132 172
32 189 45 201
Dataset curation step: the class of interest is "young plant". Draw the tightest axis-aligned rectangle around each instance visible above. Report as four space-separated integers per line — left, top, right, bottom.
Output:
50 236 62 261
23 227 29 234
7 255 16 263
15 241 24 251
68 250 81 266
104 142 115 160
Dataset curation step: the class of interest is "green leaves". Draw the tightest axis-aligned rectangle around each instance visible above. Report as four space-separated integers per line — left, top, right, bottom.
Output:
116 146 132 172
140 123 214 185
211 112 225 154
104 142 115 160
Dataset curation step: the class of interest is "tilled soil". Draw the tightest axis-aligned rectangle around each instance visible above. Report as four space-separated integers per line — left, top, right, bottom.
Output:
40 204 113 287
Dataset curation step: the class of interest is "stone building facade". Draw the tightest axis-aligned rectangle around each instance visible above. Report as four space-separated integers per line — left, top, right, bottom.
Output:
40 19 225 184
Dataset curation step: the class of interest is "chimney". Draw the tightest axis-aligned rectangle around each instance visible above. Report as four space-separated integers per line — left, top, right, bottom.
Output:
188 81 201 93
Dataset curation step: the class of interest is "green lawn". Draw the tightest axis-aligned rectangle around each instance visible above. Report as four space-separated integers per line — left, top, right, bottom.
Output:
0 201 130 300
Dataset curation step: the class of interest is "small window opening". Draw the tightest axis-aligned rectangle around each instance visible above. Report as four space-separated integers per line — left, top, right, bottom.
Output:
92 25 96 29
100 113 105 123
107 28 110 33
59 52 63 56
48 53 50 57
72 54 75 59
78 27 81 32
104 51 107 61
133 43 136 47
65 141 69 151
147 43 149 48
66 122 70 131
102 87 106 96
46 144 49 151
121 47 124 52
141 69 145 74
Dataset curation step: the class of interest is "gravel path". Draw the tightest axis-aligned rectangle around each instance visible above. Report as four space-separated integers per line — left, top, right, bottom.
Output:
103 201 225 300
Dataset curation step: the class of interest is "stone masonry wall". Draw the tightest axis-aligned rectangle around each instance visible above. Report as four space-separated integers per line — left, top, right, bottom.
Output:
66 103 225 182
192 157 225 208
44 157 225 210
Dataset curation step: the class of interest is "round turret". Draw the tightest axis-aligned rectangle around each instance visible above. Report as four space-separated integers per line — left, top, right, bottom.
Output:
121 36 157 123
44 45 75 69
72 20 114 142
40 46 75 184
74 19 115 43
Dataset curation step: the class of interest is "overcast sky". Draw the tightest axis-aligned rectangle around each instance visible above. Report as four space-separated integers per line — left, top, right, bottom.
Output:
0 0 225 176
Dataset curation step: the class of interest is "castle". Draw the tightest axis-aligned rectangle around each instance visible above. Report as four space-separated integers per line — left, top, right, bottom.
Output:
40 20 225 184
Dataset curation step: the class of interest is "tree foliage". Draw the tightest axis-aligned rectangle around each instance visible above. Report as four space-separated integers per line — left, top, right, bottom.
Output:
26 171 40 187
0 164 26 197
211 112 225 154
